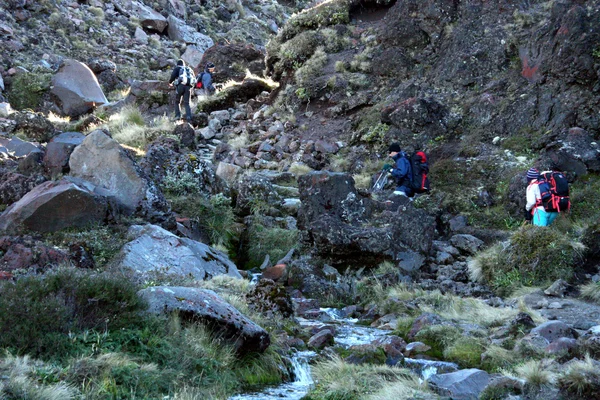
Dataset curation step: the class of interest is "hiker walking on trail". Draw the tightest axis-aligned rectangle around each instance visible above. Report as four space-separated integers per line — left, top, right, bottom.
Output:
168 59 194 122
385 143 414 198
195 62 216 97
525 167 559 226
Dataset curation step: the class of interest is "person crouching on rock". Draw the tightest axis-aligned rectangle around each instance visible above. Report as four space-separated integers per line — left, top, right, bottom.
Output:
195 62 216 97
386 143 414 198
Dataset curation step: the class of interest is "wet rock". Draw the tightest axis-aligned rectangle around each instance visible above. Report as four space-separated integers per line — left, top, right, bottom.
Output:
429 368 490 400
0 179 108 233
51 59 108 117
307 329 334 350
372 335 406 366
345 344 386 365
116 224 241 281
139 286 270 354
292 297 320 317
404 342 431 357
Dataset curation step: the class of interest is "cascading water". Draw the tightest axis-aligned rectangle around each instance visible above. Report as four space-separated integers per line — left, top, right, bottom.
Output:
229 350 315 400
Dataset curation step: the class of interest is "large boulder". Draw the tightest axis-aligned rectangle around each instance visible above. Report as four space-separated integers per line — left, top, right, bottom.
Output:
0 179 108 233
200 43 266 82
116 224 241 281
69 130 174 227
0 136 42 158
429 369 490 400
50 59 108 117
297 171 435 267
130 0 167 33
43 132 85 177
541 127 600 176
167 15 214 52
138 286 270 354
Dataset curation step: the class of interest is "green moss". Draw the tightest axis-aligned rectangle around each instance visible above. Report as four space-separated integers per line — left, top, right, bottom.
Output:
280 0 351 41
443 337 486 368
500 126 550 155
7 71 53 110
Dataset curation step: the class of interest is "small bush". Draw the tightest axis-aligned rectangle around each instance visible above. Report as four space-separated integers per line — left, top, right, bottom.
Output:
414 325 462 359
581 282 600 304
7 71 53 110
469 225 584 296
246 223 298 268
0 268 145 360
557 355 600 399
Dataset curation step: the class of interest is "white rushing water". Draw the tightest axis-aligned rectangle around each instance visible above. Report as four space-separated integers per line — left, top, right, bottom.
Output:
229 351 316 400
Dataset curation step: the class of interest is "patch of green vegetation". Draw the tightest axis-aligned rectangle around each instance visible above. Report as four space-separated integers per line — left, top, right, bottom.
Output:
0 267 146 360
7 70 53 110
360 122 390 145
570 173 600 224
557 355 600 399
169 194 238 249
413 325 462 359
592 47 600 59
246 222 298 268
470 225 584 296
43 225 128 267
279 0 351 41
500 127 550 155
294 47 328 100
443 336 486 368
394 316 416 341
467 205 522 231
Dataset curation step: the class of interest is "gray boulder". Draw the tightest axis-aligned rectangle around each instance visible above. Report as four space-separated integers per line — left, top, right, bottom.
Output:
167 15 214 52
117 224 241 280
0 179 107 233
531 320 576 342
0 136 41 157
139 286 270 354
43 132 85 177
51 59 108 117
429 368 490 400
449 234 485 255
130 0 167 32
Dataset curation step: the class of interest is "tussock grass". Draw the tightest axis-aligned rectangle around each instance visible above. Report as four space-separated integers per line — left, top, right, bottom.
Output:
353 172 372 190
228 132 250 150
557 355 600 398
581 282 600 304
481 344 519 372
513 359 555 388
308 355 429 400
105 105 172 148
288 162 313 176
469 225 584 296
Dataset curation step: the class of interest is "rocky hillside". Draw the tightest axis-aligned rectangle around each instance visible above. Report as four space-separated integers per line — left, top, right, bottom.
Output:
0 0 599 399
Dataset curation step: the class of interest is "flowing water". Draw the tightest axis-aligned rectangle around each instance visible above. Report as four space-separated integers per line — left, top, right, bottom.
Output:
230 307 458 399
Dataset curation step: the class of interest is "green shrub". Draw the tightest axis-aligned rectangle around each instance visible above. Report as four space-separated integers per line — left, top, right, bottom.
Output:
246 223 298 268
169 194 237 249
570 174 600 224
7 71 53 110
0 268 146 360
469 225 584 296
557 355 600 399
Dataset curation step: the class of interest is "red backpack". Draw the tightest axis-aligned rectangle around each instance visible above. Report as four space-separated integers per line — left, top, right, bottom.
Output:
409 151 430 194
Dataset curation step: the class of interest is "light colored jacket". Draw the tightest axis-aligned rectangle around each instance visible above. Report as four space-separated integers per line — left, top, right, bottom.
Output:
526 180 542 211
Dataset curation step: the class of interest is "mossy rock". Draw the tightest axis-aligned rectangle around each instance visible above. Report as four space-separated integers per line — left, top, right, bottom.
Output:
196 78 275 114
7 71 53 111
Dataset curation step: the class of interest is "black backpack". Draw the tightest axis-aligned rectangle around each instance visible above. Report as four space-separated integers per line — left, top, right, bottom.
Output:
538 171 570 212
409 151 430 194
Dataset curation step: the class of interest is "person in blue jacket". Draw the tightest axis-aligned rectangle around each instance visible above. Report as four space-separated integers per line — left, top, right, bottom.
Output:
385 143 413 197
196 62 216 96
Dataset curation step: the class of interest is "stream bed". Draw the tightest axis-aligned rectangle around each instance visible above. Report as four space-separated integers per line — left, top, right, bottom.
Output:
230 308 458 399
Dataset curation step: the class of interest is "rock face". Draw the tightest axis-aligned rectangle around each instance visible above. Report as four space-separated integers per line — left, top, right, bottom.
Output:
51 59 108 117
130 0 167 33
69 130 173 228
139 286 270 354
0 179 107 233
429 369 490 400
200 43 266 82
43 132 85 177
117 224 241 281
297 171 435 267
167 15 214 52
8 111 56 142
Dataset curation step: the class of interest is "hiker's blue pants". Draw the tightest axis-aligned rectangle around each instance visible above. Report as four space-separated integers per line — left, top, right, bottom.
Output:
532 208 558 226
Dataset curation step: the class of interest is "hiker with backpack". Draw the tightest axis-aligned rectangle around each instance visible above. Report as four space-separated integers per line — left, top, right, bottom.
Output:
525 167 570 226
195 62 216 96
168 59 195 122
384 143 414 198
